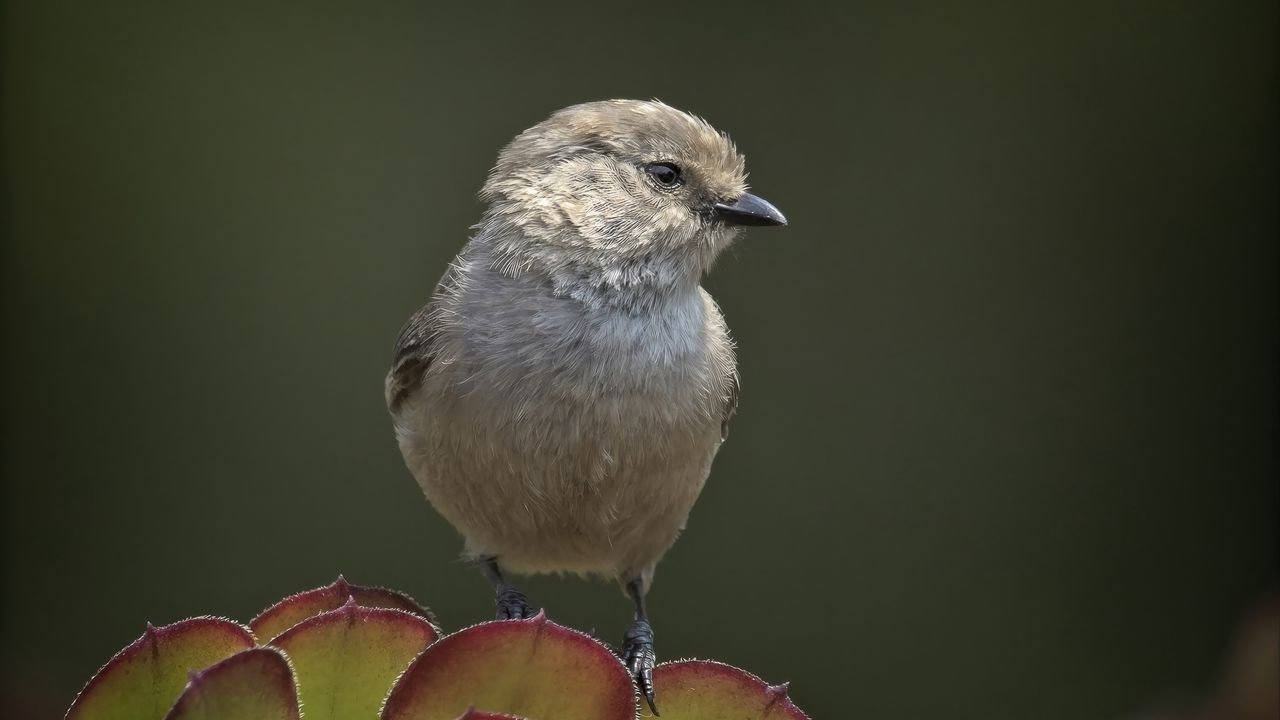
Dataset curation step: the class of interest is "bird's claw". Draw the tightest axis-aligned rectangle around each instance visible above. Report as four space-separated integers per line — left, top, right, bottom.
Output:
494 584 534 620
621 618 658 715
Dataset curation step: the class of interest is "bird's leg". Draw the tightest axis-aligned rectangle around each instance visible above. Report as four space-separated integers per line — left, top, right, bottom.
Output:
620 576 659 715
478 556 534 620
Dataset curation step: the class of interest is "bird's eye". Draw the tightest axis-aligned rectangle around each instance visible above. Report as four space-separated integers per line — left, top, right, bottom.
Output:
644 162 682 188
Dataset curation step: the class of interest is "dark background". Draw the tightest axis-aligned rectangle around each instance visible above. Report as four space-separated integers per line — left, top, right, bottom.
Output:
2 1 1276 718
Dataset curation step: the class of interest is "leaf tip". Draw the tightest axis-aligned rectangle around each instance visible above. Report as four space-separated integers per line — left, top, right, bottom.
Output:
766 681 793 707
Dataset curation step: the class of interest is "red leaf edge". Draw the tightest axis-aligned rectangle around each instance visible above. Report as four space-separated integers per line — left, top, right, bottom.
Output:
653 659 810 719
268 597 440 649
250 575 437 642
161 646 299 720
66 616 255 720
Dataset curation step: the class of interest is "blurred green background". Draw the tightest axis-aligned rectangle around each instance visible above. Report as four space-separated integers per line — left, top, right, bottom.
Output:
2 1 1275 718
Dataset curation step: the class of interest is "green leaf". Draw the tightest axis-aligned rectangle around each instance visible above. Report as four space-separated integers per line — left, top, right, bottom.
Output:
638 660 809 720
381 612 634 720
267 598 439 720
162 647 299 720
66 617 256 720
251 575 436 643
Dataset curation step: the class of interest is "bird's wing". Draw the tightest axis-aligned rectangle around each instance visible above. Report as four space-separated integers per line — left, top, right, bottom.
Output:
720 370 740 441
386 303 438 412
387 251 473 412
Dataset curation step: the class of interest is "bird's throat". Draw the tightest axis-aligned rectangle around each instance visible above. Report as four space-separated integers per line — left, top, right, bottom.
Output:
482 224 705 314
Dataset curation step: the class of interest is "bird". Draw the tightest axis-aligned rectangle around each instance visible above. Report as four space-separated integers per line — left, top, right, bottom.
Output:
385 99 786 712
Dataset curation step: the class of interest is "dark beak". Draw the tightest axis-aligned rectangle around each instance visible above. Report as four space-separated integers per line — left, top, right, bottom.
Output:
712 192 788 227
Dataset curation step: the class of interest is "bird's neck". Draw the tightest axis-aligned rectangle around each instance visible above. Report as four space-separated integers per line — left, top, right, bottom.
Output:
476 220 705 314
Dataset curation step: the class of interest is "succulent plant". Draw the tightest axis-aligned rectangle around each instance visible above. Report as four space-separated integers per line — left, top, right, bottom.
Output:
64 576 808 720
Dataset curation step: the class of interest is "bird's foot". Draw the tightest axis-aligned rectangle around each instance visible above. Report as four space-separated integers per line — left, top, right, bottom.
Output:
621 618 658 715
494 584 534 620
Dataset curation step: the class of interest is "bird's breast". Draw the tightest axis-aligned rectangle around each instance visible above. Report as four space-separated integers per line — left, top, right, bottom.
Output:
448 273 726 414
394 272 737 576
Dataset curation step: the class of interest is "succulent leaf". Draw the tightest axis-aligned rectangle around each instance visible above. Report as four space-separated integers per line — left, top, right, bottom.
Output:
381 612 634 720
453 711 528 720
162 647 299 720
66 584 807 720
268 599 439 720
65 617 256 720
638 660 809 720
251 575 436 643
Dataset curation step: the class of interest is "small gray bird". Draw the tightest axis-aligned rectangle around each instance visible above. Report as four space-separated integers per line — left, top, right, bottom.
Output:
385 99 785 710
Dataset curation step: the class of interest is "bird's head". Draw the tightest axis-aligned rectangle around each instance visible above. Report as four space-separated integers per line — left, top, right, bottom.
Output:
478 100 785 302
